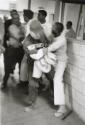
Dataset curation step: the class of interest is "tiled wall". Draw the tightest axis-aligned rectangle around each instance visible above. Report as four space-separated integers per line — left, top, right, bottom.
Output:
64 38 85 122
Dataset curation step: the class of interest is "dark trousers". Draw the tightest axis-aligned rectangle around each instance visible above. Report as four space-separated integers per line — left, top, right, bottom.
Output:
44 66 55 94
3 46 24 86
27 58 39 105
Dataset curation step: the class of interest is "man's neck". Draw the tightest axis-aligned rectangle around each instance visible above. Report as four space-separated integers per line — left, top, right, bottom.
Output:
40 20 46 24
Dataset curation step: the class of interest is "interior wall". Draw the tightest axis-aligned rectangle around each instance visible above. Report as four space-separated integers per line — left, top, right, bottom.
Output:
64 3 80 31
54 0 60 22
16 0 28 11
65 38 85 122
0 0 9 10
0 0 28 11
0 0 55 24
0 0 28 20
31 0 56 24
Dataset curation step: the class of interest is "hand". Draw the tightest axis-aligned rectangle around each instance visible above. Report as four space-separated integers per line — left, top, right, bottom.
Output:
29 49 37 54
0 45 5 53
25 48 37 55
43 47 48 55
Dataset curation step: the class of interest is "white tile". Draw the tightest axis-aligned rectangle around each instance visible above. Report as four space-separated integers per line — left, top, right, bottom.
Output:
80 107 85 122
67 42 85 57
72 100 81 116
67 64 85 82
79 44 85 57
68 53 85 70
82 84 85 95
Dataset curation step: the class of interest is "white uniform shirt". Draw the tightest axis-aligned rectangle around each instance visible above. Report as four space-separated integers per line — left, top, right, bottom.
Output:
41 22 52 39
48 33 67 62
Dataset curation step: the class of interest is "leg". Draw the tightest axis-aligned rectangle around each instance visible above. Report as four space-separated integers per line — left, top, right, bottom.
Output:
53 61 67 117
2 47 17 89
26 59 39 106
17 55 29 90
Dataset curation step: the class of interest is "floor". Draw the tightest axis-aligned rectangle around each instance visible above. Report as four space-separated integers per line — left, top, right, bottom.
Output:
0 54 85 125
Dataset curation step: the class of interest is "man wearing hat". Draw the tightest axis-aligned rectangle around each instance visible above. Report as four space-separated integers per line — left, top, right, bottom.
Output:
23 20 50 110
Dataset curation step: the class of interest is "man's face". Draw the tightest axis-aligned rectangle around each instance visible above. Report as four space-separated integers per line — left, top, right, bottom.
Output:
23 14 29 23
38 12 45 23
10 11 18 18
52 24 58 37
12 14 20 26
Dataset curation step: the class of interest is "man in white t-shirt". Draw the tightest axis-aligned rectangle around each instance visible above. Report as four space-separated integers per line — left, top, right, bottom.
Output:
37 9 52 91
37 10 52 40
18 10 34 90
65 21 76 38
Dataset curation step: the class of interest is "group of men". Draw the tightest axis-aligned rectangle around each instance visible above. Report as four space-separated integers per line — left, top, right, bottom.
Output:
0 8 76 117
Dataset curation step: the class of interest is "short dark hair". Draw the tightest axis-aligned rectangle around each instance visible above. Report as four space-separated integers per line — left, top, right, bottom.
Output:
66 21 72 29
55 22 64 33
10 9 18 14
38 10 47 17
23 9 34 19
52 22 64 37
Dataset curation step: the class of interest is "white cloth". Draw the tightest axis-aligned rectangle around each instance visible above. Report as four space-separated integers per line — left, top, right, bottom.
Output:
29 48 56 78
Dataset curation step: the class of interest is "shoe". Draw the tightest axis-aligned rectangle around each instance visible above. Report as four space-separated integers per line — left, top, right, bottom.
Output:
54 109 67 117
24 103 36 112
42 85 49 91
17 83 23 88
1 83 7 90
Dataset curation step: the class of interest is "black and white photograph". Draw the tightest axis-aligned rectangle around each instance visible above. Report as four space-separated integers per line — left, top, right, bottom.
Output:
0 0 85 125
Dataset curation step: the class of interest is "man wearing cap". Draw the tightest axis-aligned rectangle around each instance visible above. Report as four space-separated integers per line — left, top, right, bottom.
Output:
22 20 49 110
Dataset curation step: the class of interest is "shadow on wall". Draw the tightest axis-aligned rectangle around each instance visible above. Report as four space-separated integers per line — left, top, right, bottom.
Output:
64 38 76 110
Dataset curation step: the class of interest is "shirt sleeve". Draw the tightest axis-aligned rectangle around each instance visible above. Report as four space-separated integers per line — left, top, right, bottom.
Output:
48 36 66 52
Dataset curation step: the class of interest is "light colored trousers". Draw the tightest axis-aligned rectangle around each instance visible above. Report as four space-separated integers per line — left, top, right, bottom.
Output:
20 54 28 81
54 60 67 106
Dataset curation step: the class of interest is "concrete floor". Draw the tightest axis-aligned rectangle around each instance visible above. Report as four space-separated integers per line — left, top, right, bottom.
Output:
0 54 85 125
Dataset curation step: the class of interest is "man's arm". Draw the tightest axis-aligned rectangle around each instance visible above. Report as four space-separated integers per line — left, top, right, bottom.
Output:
48 37 66 52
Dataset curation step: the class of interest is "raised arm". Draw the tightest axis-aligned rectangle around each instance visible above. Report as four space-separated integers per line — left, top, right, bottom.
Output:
48 36 66 52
